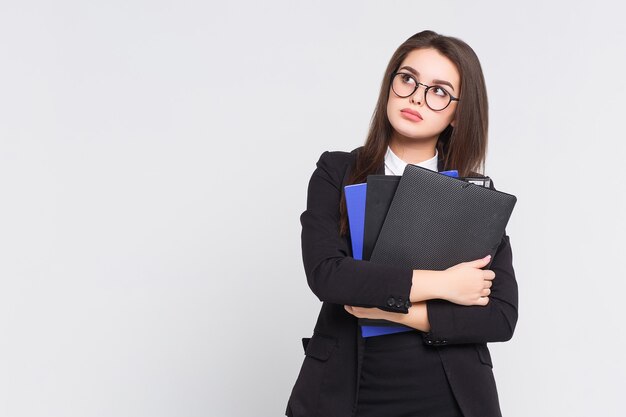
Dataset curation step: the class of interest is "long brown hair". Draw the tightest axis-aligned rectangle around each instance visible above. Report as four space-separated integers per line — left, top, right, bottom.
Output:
339 30 489 237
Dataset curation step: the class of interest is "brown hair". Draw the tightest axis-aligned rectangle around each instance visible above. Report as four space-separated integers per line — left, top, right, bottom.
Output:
339 30 489 237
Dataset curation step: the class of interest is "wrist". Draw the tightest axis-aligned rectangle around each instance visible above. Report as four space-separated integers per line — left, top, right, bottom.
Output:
396 301 431 332
410 269 445 302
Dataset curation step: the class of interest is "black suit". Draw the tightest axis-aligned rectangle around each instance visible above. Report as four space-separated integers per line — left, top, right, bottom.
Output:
285 147 518 417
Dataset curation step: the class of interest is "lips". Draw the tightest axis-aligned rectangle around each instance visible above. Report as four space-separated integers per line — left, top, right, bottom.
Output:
400 108 423 121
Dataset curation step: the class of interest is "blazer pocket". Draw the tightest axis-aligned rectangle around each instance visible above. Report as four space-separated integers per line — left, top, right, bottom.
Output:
289 333 338 415
304 333 337 361
475 343 493 368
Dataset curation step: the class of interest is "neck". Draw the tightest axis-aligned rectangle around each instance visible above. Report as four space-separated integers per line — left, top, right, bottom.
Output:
388 136 437 164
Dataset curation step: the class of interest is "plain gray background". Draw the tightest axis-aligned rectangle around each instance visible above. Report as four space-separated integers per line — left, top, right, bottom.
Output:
1 0 625 416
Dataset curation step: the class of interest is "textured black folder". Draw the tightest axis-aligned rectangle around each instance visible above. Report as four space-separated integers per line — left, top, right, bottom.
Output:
362 175 401 262
371 164 517 268
359 164 517 327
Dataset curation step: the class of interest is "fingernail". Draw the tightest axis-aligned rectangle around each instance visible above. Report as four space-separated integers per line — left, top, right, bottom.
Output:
486 255 491 259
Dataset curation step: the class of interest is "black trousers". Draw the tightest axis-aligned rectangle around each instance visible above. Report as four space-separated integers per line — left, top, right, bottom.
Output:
355 330 464 417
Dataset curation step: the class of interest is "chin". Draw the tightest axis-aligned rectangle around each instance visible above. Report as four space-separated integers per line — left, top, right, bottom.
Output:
390 121 426 140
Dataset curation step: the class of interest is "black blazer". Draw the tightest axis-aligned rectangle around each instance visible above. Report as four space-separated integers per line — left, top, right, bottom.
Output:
285 147 518 417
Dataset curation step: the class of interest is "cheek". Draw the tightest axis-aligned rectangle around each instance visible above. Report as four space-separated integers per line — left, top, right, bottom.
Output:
446 112 454 126
438 109 456 127
387 87 400 111
446 106 457 123
387 90 404 109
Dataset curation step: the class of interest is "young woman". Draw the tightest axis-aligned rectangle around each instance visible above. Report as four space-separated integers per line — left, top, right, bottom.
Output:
285 30 518 417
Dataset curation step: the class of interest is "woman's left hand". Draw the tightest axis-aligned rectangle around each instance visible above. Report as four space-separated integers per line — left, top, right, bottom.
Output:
344 305 404 323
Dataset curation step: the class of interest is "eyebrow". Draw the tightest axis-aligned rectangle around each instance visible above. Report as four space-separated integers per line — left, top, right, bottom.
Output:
398 66 456 92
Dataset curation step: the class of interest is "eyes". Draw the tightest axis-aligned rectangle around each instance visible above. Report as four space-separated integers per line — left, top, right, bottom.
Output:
399 73 451 98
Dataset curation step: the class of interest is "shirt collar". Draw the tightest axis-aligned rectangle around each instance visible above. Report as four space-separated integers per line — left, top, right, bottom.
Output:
384 145 439 176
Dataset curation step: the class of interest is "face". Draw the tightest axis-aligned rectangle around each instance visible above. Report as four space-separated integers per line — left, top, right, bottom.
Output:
386 48 460 145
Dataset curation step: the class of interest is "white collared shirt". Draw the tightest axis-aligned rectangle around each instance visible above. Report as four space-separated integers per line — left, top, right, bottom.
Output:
384 145 439 175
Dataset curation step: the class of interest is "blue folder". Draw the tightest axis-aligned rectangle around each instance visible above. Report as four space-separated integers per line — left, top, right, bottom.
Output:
344 169 459 338
440 169 459 177
344 183 367 261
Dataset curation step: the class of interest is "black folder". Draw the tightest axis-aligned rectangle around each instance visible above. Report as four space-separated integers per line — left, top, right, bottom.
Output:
362 175 401 262
359 164 517 327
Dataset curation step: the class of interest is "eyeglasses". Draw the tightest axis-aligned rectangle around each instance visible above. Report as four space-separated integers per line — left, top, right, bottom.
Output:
390 72 459 111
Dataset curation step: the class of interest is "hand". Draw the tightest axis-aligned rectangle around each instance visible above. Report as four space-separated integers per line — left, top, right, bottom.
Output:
343 305 405 324
441 255 495 306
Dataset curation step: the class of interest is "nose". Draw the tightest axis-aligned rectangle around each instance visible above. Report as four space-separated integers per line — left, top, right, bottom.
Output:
410 83 426 105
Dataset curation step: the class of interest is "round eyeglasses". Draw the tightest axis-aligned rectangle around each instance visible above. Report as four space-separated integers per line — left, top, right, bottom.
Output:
391 72 459 111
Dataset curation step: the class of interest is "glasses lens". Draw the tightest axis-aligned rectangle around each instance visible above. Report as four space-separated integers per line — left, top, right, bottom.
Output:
425 87 451 111
392 73 416 97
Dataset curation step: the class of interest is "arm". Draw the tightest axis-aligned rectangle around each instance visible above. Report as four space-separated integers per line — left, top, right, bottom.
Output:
344 299 432 331
356 256 495 332
393 301 432 332
381 233 516 345
301 151 415 313
419 232 518 345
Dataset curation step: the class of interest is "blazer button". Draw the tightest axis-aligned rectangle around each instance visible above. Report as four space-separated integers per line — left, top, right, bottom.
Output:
404 300 412 309
395 299 403 308
386 297 396 306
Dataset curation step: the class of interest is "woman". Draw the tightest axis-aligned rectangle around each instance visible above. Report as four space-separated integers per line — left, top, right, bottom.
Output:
285 30 518 417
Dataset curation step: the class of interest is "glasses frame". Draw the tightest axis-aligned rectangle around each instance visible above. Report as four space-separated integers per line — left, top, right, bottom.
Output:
390 72 459 111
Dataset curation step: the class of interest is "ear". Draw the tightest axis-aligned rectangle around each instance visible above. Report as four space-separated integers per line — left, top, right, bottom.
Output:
449 119 456 128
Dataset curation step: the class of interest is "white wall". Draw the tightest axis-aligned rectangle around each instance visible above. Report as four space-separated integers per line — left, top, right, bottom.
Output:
1 1 624 416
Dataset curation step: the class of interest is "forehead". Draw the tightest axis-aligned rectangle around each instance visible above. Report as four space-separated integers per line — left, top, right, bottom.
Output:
399 48 460 87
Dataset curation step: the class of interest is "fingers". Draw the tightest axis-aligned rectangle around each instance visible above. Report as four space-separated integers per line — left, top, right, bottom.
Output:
345 306 388 320
482 270 496 281
465 254 492 268
477 296 490 306
476 282 492 305
344 305 364 318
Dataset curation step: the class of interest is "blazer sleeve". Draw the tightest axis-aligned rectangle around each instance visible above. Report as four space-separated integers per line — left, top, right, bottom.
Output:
421 179 519 345
300 151 414 313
